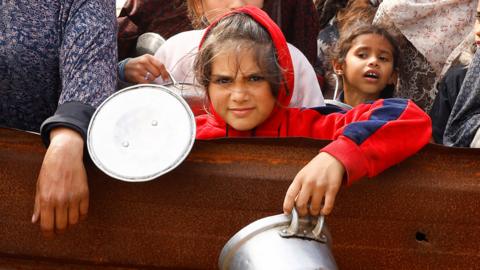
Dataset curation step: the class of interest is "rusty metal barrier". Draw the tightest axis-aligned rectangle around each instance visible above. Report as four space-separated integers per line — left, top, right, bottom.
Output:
0 127 479 269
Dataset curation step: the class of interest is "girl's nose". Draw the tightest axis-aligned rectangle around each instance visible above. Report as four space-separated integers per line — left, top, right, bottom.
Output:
230 87 249 102
368 57 379 67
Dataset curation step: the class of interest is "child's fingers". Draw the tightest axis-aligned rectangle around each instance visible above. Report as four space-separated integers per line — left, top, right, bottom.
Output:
321 188 339 215
295 182 313 217
283 179 302 214
309 186 326 216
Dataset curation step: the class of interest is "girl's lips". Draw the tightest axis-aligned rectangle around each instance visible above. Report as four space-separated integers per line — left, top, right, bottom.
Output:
229 107 254 117
364 76 379 83
363 71 380 83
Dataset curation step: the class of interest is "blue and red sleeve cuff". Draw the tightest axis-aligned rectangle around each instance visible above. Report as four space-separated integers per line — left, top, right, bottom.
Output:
320 136 369 186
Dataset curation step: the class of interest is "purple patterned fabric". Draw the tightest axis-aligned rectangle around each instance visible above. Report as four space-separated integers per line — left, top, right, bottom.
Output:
0 0 117 133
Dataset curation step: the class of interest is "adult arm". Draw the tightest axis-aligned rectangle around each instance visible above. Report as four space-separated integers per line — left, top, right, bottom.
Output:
444 50 480 147
33 0 117 234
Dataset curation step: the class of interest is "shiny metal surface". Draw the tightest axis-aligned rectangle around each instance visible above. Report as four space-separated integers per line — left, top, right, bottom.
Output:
279 209 327 243
135 32 165 56
219 209 337 270
325 73 353 110
323 99 353 110
87 84 195 181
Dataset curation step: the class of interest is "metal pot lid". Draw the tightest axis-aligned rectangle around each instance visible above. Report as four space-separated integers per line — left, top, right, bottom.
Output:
87 84 196 182
219 210 336 270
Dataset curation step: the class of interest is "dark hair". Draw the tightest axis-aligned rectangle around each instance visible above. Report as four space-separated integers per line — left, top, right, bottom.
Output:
330 24 400 99
332 24 400 70
194 12 286 98
336 0 377 33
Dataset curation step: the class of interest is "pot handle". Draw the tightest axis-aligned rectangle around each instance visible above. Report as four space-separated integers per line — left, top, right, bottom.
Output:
165 70 180 87
279 208 327 243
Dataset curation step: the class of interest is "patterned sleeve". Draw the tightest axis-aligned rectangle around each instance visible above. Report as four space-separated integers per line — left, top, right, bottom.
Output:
40 0 117 145
443 50 480 147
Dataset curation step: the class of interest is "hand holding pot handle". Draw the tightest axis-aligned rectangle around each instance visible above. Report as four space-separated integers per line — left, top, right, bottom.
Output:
280 208 327 243
283 152 345 216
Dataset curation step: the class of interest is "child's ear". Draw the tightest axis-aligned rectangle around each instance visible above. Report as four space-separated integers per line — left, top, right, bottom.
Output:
388 70 398 85
332 60 344 76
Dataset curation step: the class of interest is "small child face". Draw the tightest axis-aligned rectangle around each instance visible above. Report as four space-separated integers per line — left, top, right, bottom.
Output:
199 0 264 23
334 33 397 100
208 48 275 131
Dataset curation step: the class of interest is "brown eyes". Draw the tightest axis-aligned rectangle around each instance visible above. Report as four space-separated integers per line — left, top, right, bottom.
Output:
356 53 390 62
248 75 265 82
212 76 265 84
213 77 232 84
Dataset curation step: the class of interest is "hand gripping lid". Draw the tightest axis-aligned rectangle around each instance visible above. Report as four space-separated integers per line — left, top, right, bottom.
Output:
87 84 196 182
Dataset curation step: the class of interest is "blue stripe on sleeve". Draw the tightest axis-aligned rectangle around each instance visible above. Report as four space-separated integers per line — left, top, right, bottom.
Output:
343 99 408 145
310 104 348 114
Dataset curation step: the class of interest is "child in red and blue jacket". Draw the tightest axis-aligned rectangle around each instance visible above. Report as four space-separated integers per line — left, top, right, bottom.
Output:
193 6 431 217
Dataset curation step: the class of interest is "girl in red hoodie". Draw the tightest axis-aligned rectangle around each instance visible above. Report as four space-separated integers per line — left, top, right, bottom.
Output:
194 6 431 217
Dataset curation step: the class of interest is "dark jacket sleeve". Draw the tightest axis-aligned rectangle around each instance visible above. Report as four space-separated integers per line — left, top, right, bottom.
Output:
40 0 117 146
429 65 467 144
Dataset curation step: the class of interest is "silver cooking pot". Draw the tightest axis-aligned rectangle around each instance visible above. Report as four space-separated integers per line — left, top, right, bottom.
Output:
136 32 166 56
219 209 338 270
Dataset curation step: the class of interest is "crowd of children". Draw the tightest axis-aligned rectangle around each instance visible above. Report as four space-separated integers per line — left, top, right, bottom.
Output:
117 0 433 218
115 0 480 218
192 6 430 216
4 0 478 234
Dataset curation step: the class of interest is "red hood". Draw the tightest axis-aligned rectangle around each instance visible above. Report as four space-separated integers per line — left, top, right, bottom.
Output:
198 6 294 137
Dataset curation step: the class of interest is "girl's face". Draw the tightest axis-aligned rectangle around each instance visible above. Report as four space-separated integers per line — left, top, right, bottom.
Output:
198 0 264 23
333 33 397 101
208 48 275 131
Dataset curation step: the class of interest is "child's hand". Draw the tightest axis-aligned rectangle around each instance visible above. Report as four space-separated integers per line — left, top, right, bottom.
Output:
283 152 345 217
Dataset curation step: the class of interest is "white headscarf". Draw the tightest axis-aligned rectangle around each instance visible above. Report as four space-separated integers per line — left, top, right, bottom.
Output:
374 0 475 76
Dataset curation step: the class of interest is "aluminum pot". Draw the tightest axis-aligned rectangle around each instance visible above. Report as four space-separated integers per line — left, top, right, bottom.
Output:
136 32 166 56
219 209 338 270
87 84 195 182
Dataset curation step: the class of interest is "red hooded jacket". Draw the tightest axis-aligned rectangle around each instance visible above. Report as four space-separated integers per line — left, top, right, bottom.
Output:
195 6 432 185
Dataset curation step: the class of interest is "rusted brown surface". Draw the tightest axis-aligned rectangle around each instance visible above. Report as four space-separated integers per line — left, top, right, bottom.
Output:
1 127 479 269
